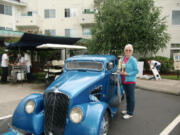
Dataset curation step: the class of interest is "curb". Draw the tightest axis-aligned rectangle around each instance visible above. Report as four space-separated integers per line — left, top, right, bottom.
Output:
136 85 180 96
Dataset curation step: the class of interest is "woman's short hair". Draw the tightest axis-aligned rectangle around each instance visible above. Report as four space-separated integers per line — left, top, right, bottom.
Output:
124 44 133 52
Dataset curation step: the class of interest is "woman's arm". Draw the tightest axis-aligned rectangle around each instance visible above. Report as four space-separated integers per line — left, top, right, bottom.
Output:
127 58 139 76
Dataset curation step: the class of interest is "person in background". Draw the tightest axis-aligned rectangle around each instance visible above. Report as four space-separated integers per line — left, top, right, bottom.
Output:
23 51 32 81
18 53 25 65
117 44 139 119
14 53 24 65
148 60 161 71
1 49 10 83
15 54 21 64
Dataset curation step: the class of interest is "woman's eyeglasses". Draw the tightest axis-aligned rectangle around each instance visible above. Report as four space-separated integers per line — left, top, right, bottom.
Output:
125 50 132 52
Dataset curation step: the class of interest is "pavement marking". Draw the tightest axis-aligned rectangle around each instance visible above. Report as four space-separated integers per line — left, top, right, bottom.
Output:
159 114 180 135
0 115 12 120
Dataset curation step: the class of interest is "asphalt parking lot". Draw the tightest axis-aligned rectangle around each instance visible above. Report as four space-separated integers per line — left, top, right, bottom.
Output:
109 89 180 135
0 83 179 135
0 82 45 117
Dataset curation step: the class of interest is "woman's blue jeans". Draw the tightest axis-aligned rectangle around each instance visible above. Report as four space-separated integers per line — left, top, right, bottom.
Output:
123 84 136 115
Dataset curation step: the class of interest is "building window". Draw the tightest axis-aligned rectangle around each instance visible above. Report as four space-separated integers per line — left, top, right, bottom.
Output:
64 8 77 18
65 8 70 17
0 4 4 14
6 27 13 30
83 28 92 36
65 29 70 37
172 10 180 25
44 29 56 36
83 9 96 14
27 11 33 16
0 4 12 16
170 44 180 58
0 27 5 30
21 11 37 16
170 50 180 58
44 9 56 18
4 5 12 16
171 44 180 48
11 0 20 2
65 29 76 37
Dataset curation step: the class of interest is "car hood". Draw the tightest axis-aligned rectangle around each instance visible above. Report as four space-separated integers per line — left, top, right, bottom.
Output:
45 71 104 98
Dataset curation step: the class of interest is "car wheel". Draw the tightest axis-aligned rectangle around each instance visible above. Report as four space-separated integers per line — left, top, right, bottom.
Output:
99 111 110 135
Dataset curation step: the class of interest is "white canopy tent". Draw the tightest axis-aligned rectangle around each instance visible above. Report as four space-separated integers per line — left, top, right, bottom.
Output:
36 43 87 50
36 43 87 60
36 44 87 83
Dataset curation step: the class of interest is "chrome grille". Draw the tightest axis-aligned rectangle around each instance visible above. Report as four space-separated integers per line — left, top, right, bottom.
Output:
44 91 69 135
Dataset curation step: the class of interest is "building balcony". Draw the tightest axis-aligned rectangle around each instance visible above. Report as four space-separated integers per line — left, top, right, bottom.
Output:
80 14 95 25
16 15 40 28
1 0 27 6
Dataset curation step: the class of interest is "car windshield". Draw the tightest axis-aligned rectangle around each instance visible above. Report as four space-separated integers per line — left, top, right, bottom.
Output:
66 61 104 71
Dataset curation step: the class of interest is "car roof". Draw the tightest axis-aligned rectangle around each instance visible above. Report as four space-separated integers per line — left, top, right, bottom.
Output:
66 55 117 63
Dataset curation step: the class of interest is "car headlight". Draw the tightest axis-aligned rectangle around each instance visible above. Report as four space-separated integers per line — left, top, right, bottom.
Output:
70 107 83 123
25 100 35 114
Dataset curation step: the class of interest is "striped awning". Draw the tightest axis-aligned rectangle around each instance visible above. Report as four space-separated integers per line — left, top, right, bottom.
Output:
0 30 23 38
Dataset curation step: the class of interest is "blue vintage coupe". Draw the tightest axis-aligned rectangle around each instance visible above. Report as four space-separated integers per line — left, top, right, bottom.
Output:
3 55 123 135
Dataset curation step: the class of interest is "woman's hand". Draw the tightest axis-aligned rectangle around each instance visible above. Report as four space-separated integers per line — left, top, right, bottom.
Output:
116 71 128 76
123 72 128 76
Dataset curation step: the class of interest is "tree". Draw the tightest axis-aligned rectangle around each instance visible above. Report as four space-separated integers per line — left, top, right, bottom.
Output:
88 0 170 56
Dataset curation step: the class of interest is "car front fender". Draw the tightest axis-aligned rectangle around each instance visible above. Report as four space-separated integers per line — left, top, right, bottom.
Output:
12 93 44 135
64 102 109 135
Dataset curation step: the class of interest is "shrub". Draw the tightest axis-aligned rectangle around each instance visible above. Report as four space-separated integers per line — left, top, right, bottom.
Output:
139 56 174 74
32 72 46 83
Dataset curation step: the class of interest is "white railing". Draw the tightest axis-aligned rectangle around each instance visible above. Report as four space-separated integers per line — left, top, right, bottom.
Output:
80 14 95 25
16 15 40 27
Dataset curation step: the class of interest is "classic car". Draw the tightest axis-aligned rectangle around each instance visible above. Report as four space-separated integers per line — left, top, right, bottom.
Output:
3 55 123 135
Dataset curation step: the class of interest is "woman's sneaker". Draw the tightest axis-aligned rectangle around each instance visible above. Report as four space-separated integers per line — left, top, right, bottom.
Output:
121 110 127 115
123 114 133 119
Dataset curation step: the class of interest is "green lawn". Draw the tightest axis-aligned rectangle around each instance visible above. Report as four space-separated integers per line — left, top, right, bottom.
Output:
161 75 180 80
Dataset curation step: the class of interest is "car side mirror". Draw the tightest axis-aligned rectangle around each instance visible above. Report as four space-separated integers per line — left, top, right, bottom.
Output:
107 62 114 70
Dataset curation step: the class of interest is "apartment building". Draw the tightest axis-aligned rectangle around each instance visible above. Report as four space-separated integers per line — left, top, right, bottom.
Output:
0 0 180 58
155 0 180 58
0 0 95 39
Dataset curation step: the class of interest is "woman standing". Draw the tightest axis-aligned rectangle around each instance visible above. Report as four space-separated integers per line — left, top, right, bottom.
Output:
118 44 139 119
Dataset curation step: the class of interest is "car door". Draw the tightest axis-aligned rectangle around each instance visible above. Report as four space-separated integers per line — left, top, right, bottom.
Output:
104 60 118 102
